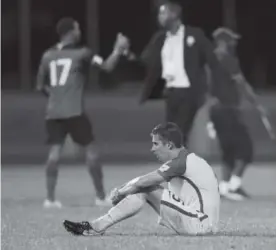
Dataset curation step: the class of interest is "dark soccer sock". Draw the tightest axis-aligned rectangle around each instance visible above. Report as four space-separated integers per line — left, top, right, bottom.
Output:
46 164 59 201
88 160 106 200
231 160 248 178
221 163 233 181
229 160 248 191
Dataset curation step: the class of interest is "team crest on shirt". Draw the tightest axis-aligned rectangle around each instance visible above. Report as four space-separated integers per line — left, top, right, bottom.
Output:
159 164 170 172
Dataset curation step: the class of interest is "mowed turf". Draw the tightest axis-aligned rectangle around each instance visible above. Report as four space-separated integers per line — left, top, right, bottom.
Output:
2 163 276 250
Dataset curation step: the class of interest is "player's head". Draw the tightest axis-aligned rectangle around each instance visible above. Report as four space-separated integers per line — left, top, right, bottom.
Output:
151 122 183 162
158 1 182 29
213 27 240 51
56 17 81 43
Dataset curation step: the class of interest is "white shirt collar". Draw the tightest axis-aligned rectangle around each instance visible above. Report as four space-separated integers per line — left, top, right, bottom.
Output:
166 24 185 37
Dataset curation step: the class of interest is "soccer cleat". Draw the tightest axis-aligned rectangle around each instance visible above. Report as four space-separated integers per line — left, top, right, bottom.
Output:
95 197 112 207
63 220 104 236
43 199 62 209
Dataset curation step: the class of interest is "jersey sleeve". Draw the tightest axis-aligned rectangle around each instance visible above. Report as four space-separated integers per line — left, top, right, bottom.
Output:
83 48 103 66
157 155 187 182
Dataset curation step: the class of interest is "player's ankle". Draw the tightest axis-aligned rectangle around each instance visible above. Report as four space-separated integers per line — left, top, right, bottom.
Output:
90 214 112 232
229 175 242 190
96 195 106 201
47 197 55 202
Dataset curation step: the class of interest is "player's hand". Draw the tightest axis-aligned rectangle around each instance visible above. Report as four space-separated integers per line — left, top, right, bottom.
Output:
208 97 220 107
113 33 130 55
109 187 126 206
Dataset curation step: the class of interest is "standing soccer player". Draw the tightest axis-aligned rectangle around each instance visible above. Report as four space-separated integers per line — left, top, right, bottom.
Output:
63 122 220 236
36 17 129 208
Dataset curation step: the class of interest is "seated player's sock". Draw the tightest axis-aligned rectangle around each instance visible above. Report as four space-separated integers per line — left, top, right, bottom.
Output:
46 166 58 201
228 175 242 191
91 194 146 232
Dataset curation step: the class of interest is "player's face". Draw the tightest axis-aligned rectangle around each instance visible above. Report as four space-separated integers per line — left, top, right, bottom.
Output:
158 5 174 28
151 134 172 162
216 40 228 54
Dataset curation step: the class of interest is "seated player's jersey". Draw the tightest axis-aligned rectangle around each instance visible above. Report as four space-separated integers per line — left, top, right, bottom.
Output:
157 149 220 224
37 44 97 119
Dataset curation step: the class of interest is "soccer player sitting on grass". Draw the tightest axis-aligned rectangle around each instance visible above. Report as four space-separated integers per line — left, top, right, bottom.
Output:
63 122 220 235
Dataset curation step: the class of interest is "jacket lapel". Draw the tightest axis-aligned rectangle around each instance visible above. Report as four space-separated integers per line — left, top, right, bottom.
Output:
184 26 188 59
183 26 192 76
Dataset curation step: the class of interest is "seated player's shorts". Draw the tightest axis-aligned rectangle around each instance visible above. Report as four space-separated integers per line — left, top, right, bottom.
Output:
45 114 94 146
158 189 216 235
210 106 253 164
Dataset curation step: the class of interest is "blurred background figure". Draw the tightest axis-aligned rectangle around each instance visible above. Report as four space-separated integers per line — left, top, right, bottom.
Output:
2 0 276 189
208 27 257 201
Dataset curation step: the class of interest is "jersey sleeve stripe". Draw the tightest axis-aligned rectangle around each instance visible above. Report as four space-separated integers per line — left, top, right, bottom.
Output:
157 170 172 181
180 176 204 213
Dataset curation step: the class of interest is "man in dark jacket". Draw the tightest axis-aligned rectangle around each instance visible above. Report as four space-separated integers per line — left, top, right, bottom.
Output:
135 1 223 146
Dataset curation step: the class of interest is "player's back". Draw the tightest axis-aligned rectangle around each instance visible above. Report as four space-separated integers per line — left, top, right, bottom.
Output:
41 44 92 119
185 154 219 221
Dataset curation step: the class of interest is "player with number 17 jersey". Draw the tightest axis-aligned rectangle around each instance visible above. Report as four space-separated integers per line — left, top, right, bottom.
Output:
36 17 130 208
37 45 96 119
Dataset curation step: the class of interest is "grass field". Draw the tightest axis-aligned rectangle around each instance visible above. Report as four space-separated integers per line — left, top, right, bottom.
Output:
2 163 276 250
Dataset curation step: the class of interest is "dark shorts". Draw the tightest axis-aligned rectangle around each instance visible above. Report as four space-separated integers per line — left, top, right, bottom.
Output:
46 114 94 146
210 105 253 164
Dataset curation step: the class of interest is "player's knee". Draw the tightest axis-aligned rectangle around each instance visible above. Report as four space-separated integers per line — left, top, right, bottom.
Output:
135 193 147 201
47 146 62 166
126 194 146 206
85 145 101 166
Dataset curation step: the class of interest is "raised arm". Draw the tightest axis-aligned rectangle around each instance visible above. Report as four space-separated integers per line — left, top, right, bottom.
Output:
231 67 259 106
92 33 130 73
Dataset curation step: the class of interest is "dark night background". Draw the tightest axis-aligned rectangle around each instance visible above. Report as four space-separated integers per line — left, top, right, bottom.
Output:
2 0 276 90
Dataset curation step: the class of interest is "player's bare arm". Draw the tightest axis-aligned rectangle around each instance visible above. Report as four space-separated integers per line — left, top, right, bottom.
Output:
92 33 130 72
36 53 50 96
232 73 260 106
121 170 164 195
110 170 164 204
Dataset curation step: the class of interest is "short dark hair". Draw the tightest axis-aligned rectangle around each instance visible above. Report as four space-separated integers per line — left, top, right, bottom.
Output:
164 1 182 17
56 17 76 38
151 122 183 148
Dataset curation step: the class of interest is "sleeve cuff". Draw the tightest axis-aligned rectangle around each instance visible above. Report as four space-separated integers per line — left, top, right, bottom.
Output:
92 55 103 66
157 170 172 182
